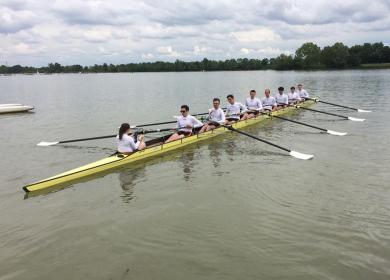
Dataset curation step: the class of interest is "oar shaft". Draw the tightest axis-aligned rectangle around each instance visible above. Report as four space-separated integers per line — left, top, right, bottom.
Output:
224 125 290 153
297 106 348 119
60 135 116 144
59 129 172 144
135 109 222 127
268 114 327 132
310 99 359 111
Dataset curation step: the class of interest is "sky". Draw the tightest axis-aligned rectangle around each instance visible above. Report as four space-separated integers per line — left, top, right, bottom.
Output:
1 0 390 66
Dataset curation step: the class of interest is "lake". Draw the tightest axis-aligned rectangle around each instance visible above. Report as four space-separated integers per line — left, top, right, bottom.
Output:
0 70 389 280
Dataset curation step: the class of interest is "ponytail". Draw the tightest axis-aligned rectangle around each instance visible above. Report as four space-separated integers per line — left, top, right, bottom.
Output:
119 123 130 140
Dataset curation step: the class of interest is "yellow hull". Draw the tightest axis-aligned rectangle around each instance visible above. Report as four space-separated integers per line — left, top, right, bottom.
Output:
23 101 314 193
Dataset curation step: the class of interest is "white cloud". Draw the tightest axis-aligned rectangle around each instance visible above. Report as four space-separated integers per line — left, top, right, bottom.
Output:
142 53 154 59
232 28 281 43
156 46 180 57
0 0 389 66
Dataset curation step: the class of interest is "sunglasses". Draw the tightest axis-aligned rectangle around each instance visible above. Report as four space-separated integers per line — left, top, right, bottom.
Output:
180 110 186 113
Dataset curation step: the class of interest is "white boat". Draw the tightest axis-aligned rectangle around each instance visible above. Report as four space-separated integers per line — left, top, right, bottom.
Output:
0 104 34 114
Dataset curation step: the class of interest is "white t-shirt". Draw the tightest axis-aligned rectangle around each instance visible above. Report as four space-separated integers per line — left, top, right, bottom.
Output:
116 134 140 153
207 108 226 124
176 115 203 133
245 97 263 111
226 102 247 119
275 93 289 105
262 96 276 109
297 89 309 98
288 91 301 102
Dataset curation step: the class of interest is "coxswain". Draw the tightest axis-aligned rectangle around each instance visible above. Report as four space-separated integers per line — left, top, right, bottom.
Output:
297 83 310 100
116 123 146 154
225 94 248 124
165 105 203 143
261 89 277 111
275 86 289 108
245 89 263 119
199 98 226 133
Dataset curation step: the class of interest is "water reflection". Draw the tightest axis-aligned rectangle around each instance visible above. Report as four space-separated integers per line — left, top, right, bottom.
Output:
118 166 146 203
178 149 196 182
208 142 222 168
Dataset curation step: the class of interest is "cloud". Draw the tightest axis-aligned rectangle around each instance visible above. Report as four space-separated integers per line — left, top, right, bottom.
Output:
0 6 37 33
1 0 390 66
232 28 281 43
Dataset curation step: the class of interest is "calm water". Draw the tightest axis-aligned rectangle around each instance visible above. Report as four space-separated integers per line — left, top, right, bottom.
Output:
0 70 389 280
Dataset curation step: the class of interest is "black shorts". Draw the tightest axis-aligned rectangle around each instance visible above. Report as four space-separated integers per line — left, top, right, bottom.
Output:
177 130 192 136
206 121 221 127
247 110 260 115
226 117 240 122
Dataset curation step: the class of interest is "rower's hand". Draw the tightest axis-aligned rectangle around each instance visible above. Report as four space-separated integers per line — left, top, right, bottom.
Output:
186 124 193 128
138 135 144 141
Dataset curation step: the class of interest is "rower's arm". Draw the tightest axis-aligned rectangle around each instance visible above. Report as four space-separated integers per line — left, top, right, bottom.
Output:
240 103 248 113
258 100 263 110
219 110 226 124
192 116 204 128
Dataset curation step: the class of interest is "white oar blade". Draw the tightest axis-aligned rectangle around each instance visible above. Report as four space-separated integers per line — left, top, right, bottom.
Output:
348 117 365 122
357 109 371 113
37 141 59 146
289 150 314 160
326 130 347 136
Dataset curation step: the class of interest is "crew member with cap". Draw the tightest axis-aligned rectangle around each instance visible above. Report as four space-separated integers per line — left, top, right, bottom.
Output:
288 86 300 104
225 94 248 124
297 83 310 100
261 89 277 111
275 86 289 108
245 89 263 119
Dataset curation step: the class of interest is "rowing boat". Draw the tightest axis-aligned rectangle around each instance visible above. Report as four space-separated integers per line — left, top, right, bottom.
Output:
23 99 315 193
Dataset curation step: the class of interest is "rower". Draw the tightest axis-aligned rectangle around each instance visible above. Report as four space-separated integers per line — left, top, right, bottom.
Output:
225 94 248 124
288 86 301 104
117 123 146 154
261 89 277 111
245 89 263 119
275 86 289 108
165 105 203 143
297 83 310 101
199 98 226 133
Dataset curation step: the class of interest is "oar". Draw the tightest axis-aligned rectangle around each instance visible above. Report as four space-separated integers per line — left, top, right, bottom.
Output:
308 98 371 112
222 125 313 160
36 109 217 147
261 112 347 136
37 128 172 146
295 106 365 122
128 109 223 128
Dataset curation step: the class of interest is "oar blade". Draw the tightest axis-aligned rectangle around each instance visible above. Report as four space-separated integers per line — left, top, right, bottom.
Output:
348 117 365 122
326 130 347 136
357 109 371 113
37 141 59 146
289 150 314 160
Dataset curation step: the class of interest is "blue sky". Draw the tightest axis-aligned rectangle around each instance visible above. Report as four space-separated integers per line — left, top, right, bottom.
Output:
1 0 390 66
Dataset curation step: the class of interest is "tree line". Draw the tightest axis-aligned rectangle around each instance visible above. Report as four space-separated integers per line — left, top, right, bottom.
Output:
1 42 390 74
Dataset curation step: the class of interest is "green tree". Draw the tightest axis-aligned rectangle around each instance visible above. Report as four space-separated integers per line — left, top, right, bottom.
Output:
294 42 322 69
321 42 350 68
271 54 295 70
